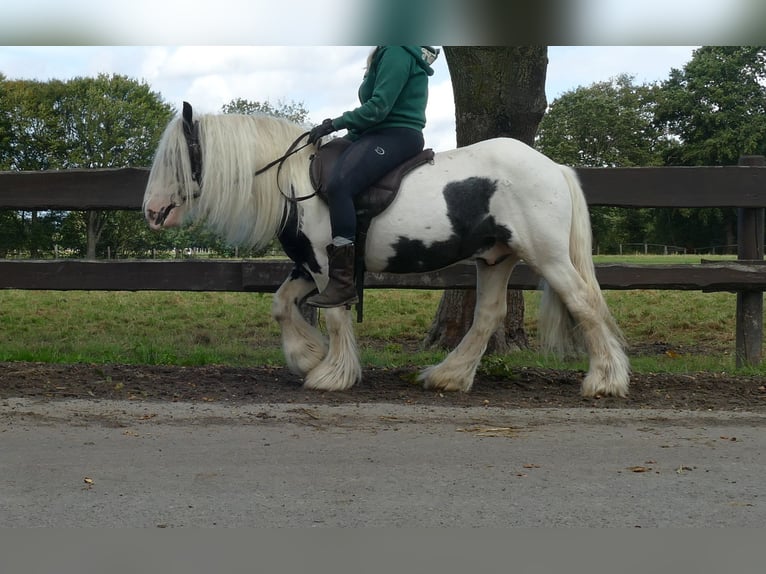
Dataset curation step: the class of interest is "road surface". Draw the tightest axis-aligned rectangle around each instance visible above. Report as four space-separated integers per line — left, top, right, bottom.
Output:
1 398 764 527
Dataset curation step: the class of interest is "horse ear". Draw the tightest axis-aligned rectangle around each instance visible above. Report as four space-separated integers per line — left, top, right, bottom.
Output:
182 101 193 126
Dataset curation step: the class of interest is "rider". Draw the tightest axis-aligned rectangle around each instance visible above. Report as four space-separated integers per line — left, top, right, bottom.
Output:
305 45 439 308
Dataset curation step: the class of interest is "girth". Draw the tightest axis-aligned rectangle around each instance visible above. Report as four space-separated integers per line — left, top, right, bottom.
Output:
309 138 435 321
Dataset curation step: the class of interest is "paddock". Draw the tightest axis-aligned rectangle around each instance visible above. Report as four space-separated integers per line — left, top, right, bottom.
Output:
1 156 765 369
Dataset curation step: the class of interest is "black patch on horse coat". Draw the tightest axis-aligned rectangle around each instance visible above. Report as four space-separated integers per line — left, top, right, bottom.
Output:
385 177 512 273
278 205 321 274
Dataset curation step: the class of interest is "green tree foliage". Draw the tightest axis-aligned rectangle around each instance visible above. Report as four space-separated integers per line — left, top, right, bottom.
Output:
60 74 175 169
536 75 663 252
537 74 665 168
537 49 766 253
652 47 766 250
0 72 12 170
1 77 311 258
221 97 309 124
0 74 174 258
0 78 69 255
655 46 766 166
1 78 68 170
55 75 175 258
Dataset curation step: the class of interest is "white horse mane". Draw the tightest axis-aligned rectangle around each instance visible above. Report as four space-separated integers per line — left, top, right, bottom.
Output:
146 111 310 249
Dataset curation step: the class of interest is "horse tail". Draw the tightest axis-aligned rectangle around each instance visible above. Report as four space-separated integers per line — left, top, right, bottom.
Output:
538 165 624 356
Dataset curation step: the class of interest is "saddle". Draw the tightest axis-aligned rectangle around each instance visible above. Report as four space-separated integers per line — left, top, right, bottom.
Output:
309 138 435 321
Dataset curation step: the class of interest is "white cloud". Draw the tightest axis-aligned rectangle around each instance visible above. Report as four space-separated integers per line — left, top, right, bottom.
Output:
425 77 457 151
0 45 703 152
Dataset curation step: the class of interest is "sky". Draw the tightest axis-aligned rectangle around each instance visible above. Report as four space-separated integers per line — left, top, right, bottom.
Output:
0 45 698 152
2 0 762 152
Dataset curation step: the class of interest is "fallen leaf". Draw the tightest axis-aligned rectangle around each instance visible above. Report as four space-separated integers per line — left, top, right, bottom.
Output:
523 463 541 469
83 477 94 485
627 466 652 473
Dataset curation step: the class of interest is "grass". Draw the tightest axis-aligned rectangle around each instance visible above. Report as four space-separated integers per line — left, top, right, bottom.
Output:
0 254 762 375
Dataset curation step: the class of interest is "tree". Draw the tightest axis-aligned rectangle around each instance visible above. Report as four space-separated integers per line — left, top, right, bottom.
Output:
655 46 766 166
55 74 175 258
222 97 309 124
0 78 68 171
535 74 665 251
653 46 766 250
423 46 548 353
537 74 665 168
0 75 174 258
0 72 12 170
0 78 69 256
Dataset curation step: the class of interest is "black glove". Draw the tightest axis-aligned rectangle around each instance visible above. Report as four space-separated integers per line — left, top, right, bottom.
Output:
308 118 337 144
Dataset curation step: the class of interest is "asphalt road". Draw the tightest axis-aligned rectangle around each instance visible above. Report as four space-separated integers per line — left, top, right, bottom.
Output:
1 398 765 527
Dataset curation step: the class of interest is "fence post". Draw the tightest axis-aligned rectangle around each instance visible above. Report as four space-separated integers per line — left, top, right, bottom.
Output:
735 155 765 367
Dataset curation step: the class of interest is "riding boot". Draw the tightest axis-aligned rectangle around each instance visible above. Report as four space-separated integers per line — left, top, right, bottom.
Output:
306 243 358 308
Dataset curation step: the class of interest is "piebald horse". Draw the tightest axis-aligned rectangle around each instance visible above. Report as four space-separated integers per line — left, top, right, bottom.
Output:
143 104 630 397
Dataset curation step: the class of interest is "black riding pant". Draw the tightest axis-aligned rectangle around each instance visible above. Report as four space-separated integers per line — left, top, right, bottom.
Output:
326 127 424 241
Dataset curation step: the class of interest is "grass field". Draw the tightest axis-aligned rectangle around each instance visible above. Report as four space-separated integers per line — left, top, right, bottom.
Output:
0 254 761 375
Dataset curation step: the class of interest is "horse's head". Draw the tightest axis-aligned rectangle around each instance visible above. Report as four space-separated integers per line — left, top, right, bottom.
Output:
143 102 202 230
144 103 305 250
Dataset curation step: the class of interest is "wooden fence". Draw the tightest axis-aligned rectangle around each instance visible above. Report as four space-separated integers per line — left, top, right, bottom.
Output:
1 156 766 366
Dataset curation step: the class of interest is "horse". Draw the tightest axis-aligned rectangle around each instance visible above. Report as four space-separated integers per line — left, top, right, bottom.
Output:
143 104 630 397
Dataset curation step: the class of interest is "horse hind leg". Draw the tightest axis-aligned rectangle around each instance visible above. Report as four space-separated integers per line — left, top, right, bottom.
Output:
537 260 630 398
271 271 328 376
420 257 517 392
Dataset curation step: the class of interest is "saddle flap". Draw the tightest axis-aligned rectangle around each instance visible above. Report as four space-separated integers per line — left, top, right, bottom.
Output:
309 138 351 193
356 148 435 218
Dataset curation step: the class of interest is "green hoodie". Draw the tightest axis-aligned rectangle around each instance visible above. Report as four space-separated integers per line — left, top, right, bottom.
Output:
332 46 437 140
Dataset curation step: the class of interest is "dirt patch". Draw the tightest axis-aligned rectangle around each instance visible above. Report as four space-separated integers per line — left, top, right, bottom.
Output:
2 361 766 412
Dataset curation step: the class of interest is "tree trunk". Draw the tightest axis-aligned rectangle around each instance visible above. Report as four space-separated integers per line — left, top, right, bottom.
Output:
30 210 39 258
86 210 108 260
424 46 548 353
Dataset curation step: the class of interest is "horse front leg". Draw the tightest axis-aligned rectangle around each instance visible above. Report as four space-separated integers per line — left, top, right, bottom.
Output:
303 306 362 391
271 268 328 377
419 257 517 392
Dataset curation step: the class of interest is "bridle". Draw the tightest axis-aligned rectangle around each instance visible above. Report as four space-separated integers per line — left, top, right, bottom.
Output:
152 102 201 227
154 102 316 228
183 101 316 202
182 101 203 188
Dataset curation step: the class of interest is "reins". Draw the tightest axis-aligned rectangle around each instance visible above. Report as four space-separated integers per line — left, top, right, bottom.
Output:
254 131 311 176
254 130 318 203
180 104 316 205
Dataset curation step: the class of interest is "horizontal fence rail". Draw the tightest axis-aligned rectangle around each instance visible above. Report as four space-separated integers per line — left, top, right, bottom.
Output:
3 260 766 293
1 157 765 365
3 162 766 210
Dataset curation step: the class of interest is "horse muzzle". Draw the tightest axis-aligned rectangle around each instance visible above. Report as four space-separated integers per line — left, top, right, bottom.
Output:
145 202 179 230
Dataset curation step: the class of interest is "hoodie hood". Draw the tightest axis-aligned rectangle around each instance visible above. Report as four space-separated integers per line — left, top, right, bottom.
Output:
403 45 439 76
